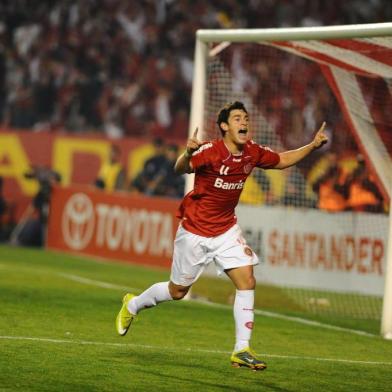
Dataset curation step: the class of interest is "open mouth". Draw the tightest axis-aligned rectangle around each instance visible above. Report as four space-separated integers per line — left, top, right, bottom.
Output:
238 129 248 135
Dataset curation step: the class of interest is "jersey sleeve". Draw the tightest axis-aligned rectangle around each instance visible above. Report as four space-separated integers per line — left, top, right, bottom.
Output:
190 142 214 170
255 144 280 169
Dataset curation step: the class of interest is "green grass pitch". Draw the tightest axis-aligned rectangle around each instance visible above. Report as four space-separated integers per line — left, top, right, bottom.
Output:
0 244 392 391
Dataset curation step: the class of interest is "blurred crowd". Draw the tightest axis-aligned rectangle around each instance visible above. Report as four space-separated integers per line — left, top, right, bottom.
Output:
1 0 391 139
94 138 184 198
311 153 385 213
239 150 387 213
0 0 389 245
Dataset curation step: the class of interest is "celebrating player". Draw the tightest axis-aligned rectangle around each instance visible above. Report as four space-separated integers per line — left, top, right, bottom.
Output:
116 101 328 370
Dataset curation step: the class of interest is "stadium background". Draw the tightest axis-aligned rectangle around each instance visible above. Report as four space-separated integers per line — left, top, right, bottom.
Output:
1 2 392 391
0 0 389 243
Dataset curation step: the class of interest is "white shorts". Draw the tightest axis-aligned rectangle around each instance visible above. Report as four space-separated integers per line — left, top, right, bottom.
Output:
170 224 259 286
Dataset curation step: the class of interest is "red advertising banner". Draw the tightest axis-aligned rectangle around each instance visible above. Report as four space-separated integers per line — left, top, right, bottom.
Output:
47 185 180 268
0 129 184 221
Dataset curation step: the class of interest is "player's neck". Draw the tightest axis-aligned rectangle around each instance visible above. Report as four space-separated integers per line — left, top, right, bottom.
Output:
222 138 244 155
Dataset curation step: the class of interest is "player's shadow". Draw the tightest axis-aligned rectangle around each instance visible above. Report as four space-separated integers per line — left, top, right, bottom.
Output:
136 368 293 392
139 369 241 391
115 350 293 392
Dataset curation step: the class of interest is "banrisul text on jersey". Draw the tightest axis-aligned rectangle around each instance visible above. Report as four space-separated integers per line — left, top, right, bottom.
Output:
177 139 280 237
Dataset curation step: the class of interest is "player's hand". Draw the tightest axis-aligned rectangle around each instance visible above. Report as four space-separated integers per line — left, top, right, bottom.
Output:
312 122 328 149
186 127 202 156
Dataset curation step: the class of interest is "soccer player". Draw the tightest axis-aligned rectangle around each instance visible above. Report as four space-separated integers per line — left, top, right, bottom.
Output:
116 101 328 370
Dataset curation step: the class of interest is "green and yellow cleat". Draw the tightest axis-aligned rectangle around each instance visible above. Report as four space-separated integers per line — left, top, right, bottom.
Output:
231 347 267 371
116 293 136 336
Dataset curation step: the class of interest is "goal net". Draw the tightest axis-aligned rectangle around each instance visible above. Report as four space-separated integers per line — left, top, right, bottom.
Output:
190 24 392 337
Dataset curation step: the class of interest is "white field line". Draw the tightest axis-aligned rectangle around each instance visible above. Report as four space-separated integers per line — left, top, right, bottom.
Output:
0 335 391 367
56 273 378 339
57 272 140 292
0 261 379 338
0 262 140 292
192 299 377 338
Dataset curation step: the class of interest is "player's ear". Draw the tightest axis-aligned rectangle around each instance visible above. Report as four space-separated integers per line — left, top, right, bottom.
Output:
220 122 229 132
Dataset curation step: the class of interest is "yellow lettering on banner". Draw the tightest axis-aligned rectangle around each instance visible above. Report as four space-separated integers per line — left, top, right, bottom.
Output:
128 144 154 179
239 176 264 204
239 171 285 205
266 170 285 199
53 138 109 185
0 134 38 195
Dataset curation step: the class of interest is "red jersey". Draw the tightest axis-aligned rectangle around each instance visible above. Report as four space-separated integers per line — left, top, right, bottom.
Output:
177 139 280 237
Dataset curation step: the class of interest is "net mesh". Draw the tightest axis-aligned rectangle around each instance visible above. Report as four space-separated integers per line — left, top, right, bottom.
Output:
200 38 392 325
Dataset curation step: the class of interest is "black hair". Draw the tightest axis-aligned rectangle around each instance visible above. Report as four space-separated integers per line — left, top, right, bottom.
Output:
216 101 248 136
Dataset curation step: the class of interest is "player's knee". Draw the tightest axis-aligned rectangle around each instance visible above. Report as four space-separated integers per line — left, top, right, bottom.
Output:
170 290 187 300
245 275 256 290
169 286 189 300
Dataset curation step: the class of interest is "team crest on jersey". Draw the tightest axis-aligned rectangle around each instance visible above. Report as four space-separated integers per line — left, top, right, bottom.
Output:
243 163 252 174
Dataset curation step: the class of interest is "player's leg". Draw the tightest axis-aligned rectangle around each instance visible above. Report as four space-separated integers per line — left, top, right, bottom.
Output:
212 224 266 370
225 265 256 352
116 224 206 336
115 283 172 336
116 281 190 336
225 265 266 370
168 281 192 299
127 281 191 315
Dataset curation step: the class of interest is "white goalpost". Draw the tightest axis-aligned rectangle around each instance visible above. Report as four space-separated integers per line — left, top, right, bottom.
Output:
188 22 392 339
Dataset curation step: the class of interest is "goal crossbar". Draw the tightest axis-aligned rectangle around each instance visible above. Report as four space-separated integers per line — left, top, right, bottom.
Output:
197 22 392 43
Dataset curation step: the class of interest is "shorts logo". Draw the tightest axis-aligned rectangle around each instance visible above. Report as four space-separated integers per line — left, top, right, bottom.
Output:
245 322 254 330
244 246 253 257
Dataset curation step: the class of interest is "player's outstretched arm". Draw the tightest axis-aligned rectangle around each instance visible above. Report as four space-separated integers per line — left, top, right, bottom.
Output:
274 122 328 169
174 128 202 174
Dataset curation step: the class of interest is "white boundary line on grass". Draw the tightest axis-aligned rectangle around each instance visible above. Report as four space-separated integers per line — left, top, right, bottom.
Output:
192 300 377 338
57 273 140 292
56 272 378 339
0 261 378 339
0 335 391 367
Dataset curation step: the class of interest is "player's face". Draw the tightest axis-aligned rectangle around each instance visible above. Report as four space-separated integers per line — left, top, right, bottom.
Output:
224 109 249 145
